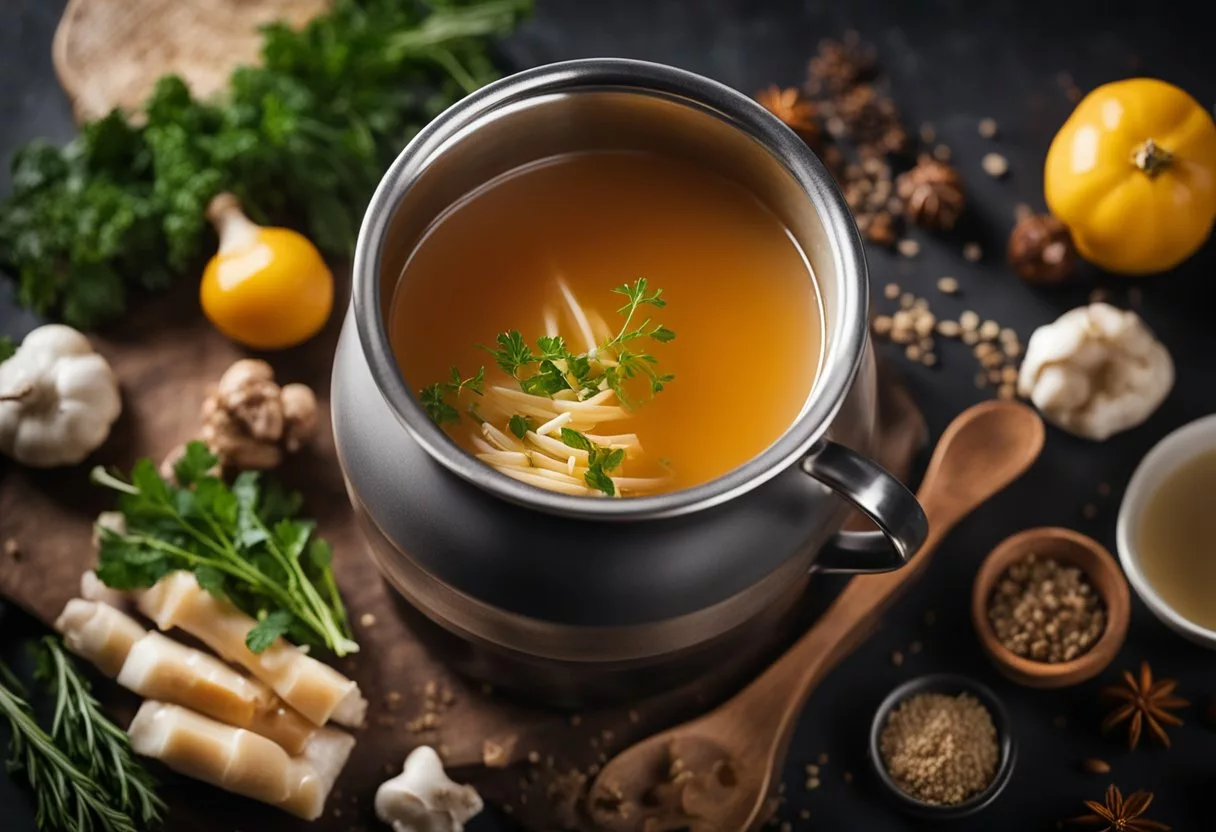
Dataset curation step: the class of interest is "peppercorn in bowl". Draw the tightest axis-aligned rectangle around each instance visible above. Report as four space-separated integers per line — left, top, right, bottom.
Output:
971 527 1130 688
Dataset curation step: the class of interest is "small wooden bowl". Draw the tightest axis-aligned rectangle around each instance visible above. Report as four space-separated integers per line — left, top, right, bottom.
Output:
971 527 1130 688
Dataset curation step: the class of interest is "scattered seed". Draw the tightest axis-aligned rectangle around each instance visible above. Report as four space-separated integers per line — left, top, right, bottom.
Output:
843 771 854 784
628 709 640 724
921 352 938 367
1004 341 1022 358
978 118 999 139
884 282 901 299
872 315 893 336
914 314 936 337
999 327 1018 343
918 337 935 352
806 764 819 775
891 650 904 666
905 344 922 361
981 153 1009 178
912 297 930 311
1001 366 1019 384
818 753 830 765
2 539 19 561
936 320 961 338
962 331 979 346
800 809 812 820
988 369 1004 384
1081 757 1111 775
933 144 952 162
919 123 936 143
897 238 921 258
998 383 1016 400
974 372 988 389
1082 503 1098 519
936 276 960 294
959 310 980 331
910 640 923 654
979 320 1001 341
962 242 983 262
1098 482 1111 497
974 342 995 359
528 750 540 764
359 613 376 627
900 292 916 309
808 777 821 790
569 715 582 727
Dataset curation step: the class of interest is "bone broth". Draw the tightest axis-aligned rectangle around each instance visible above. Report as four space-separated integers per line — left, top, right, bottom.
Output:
390 151 824 496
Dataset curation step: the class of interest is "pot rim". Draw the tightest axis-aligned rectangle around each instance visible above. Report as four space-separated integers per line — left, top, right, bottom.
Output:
352 58 869 520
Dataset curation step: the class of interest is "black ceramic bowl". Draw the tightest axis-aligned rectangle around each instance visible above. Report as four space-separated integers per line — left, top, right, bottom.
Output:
868 673 1017 820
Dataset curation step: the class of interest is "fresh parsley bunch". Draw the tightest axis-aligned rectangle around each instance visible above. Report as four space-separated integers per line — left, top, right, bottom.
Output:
92 441 357 656
0 0 531 329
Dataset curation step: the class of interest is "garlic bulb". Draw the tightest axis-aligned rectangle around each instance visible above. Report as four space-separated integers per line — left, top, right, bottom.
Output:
0 324 121 466
1017 303 1173 441
375 746 483 832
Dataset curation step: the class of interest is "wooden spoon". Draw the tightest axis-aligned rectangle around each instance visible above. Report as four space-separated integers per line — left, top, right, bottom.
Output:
587 400 1045 831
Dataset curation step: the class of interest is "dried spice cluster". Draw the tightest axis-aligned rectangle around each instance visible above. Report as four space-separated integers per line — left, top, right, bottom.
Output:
1101 661 1188 749
987 554 1106 663
757 32 968 247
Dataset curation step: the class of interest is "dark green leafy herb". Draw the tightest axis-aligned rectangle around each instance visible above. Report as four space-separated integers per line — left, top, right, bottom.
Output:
420 365 485 424
91 441 357 656
32 638 164 828
0 661 143 832
507 414 533 439
560 428 627 496
0 0 531 328
425 279 676 422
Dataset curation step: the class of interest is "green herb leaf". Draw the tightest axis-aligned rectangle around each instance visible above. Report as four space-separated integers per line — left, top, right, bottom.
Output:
650 325 677 343
0 0 533 328
507 414 532 439
560 428 594 452
246 610 295 654
584 467 616 497
92 450 358 656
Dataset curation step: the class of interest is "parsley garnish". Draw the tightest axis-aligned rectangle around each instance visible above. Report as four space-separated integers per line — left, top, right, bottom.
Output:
423 278 676 421
90 442 357 656
560 428 627 496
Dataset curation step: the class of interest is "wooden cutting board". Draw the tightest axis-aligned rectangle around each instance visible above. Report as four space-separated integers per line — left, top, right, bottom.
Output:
53 0 329 121
0 277 925 831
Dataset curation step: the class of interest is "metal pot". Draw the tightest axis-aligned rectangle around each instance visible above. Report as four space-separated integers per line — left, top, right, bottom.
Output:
332 59 928 704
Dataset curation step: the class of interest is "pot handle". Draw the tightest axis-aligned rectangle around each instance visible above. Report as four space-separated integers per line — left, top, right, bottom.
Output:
800 440 928 573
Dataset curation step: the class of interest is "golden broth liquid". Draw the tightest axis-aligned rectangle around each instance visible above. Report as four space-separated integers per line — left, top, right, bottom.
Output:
1136 449 1216 629
389 151 824 494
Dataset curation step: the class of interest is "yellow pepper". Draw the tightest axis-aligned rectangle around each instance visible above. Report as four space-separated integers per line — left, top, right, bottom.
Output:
1044 78 1216 275
200 194 334 349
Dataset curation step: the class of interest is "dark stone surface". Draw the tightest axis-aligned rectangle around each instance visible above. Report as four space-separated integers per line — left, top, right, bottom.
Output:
2 1 1213 830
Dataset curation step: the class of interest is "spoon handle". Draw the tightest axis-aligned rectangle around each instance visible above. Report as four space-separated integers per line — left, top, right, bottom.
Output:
716 402 1043 753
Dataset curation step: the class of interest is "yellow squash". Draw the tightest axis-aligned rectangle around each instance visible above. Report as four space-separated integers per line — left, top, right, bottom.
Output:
201 194 333 349
1045 78 1216 275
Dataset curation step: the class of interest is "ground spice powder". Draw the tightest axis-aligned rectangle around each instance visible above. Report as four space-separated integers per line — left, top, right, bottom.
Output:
879 692 998 805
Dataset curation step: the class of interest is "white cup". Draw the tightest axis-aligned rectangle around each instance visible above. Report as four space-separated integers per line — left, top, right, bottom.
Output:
1116 413 1216 649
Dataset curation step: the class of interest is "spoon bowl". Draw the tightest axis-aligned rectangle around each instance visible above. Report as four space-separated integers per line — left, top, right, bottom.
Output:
589 401 1045 831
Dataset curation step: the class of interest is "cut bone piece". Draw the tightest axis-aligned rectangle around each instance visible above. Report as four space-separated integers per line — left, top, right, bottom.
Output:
128 701 354 821
376 745 483 832
56 597 145 677
134 571 366 727
56 598 317 754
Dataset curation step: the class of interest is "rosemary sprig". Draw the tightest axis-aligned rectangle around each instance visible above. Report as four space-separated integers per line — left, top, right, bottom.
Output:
0 663 140 832
33 638 165 827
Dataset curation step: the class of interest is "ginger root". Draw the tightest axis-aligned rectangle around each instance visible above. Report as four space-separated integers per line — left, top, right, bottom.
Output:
167 360 318 473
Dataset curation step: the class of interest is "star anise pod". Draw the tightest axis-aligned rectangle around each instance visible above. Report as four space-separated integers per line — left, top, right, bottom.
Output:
1072 785 1170 831
805 32 877 96
1008 212 1077 285
756 85 820 146
1101 661 1188 749
897 155 966 231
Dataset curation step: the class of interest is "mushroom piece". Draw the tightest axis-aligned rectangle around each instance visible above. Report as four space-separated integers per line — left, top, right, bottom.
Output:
375 746 484 832
1017 303 1173 441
